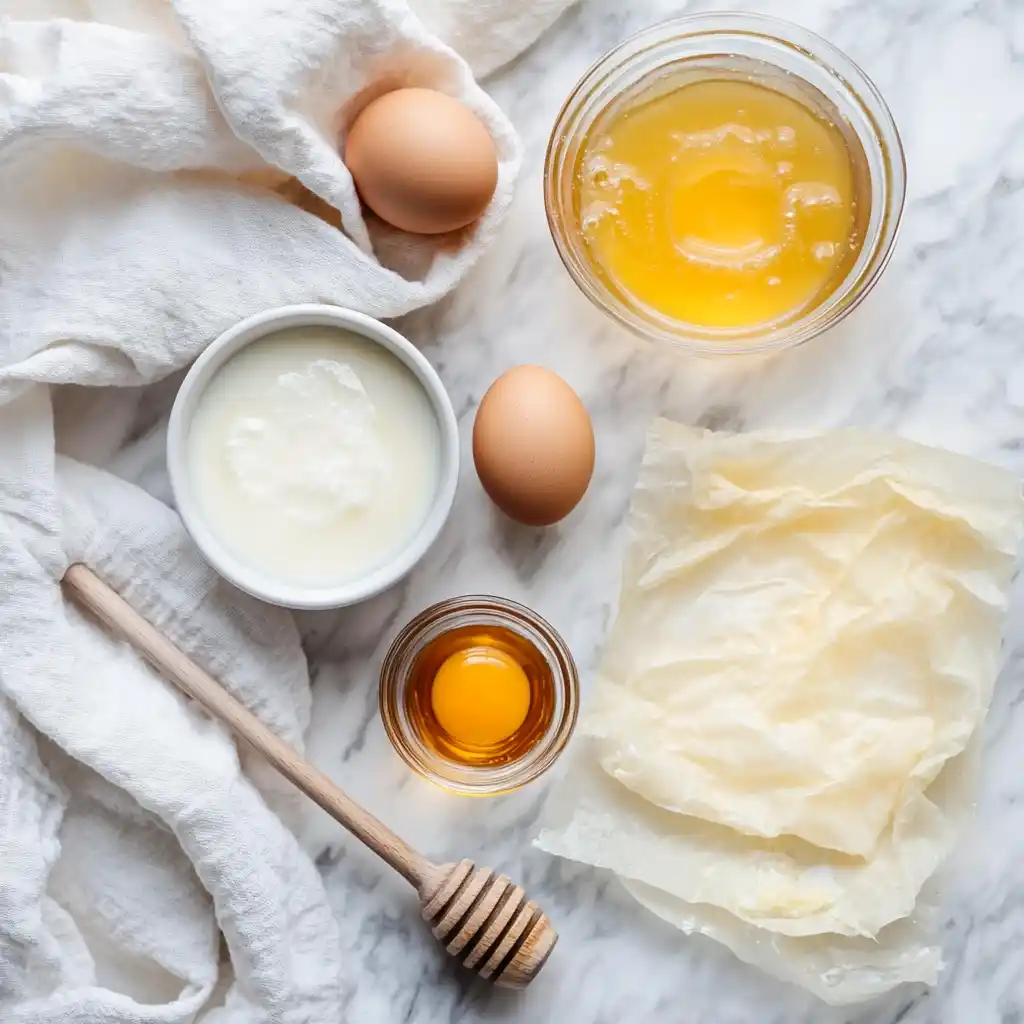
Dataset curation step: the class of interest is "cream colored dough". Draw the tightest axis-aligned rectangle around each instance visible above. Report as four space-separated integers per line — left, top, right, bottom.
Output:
537 741 969 939
537 421 1022 945
587 422 1021 859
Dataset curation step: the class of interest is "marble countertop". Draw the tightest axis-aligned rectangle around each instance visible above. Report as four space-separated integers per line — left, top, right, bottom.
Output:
148 0 1024 1020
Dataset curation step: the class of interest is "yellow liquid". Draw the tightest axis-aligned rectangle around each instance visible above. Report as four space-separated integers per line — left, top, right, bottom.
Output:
577 77 865 330
404 624 557 768
431 646 531 748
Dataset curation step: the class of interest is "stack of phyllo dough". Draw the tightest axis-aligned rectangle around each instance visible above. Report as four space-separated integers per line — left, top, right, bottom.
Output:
537 420 1023 1004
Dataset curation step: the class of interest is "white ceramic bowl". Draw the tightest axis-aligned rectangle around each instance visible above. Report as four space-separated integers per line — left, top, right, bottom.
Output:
167 304 460 610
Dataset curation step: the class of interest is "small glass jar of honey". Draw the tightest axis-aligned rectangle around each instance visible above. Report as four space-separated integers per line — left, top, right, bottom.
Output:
545 13 906 356
379 596 579 795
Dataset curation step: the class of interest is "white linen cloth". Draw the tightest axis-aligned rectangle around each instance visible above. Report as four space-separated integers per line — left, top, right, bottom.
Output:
0 2 571 1020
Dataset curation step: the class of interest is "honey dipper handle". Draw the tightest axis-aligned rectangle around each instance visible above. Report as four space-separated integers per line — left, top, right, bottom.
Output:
62 564 430 889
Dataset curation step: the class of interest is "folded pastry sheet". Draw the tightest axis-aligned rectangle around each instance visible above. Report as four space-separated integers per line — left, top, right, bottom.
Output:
537 421 1023 1004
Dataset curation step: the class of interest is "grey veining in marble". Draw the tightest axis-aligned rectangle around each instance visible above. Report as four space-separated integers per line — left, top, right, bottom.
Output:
99 0 1024 1019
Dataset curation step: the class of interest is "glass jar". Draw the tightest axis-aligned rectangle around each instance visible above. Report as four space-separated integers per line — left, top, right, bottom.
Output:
544 13 906 356
379 596 579 795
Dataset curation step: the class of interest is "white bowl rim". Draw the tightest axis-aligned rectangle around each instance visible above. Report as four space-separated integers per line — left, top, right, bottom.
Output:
167 304 460 610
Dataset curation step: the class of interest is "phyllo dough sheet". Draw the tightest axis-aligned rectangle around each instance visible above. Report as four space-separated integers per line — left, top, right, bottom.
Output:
537 421 1023 1002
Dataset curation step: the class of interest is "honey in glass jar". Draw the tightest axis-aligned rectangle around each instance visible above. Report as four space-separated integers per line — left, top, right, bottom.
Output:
406 623 555 766
379 597 578 795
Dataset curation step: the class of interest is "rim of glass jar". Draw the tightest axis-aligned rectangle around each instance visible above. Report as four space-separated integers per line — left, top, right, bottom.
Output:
544 12 907 357
379 595 580 796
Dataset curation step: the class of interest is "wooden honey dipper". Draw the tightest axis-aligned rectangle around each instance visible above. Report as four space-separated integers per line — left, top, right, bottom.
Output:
62 564 557 989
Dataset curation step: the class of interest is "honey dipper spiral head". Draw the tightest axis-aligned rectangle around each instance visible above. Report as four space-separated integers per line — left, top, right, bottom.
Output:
418 860 557 989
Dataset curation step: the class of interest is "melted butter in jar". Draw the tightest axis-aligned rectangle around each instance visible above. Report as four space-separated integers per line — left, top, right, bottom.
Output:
577 74 868 330
404 624 557 768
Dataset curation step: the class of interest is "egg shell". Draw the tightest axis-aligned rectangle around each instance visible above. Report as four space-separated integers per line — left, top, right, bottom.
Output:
344 88 499 236
472 366 595 527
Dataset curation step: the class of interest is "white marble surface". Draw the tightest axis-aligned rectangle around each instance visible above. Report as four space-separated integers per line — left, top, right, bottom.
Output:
114 0 1024 1019
293 1 1024 1021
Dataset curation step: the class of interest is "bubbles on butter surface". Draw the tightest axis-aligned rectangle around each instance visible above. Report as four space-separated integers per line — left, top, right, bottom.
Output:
581 103 850 298
579 153 650 231
672 239 784 271
224 359 388 526
663 130 845 273
670 122 768 150
783 180 842 211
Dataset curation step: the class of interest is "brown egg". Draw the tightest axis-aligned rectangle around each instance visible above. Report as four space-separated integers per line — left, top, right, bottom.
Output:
344 88 499 235
473 366 595 527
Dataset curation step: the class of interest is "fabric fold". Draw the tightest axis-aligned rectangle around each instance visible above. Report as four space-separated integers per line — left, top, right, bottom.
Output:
0 0 575 1019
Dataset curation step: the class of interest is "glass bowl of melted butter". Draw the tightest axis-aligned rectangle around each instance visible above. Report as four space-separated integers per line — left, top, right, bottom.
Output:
545 13 906 355
379 596 579 795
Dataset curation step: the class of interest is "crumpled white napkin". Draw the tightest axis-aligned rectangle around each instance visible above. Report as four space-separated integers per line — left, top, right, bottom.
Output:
0 1 571 1020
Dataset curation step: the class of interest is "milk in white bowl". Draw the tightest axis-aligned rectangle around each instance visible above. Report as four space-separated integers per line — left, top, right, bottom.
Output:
168 306 459 609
